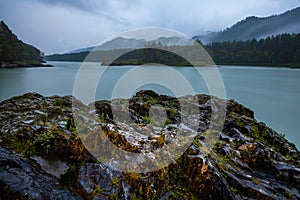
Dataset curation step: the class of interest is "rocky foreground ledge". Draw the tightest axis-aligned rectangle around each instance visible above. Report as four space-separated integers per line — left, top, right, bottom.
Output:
0 91 299 199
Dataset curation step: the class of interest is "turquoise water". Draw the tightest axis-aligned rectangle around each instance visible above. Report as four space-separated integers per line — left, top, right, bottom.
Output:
0 61 299 148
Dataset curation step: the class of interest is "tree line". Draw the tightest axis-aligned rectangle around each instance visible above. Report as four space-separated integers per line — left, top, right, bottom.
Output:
204 33 300 67
46 33 300 67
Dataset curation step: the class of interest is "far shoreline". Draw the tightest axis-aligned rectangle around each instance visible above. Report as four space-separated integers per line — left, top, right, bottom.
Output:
216 63 300 69
46 60 300 69
0 63 53 68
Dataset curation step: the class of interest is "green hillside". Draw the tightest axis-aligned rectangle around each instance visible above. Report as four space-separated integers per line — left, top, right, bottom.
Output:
0 21 43 66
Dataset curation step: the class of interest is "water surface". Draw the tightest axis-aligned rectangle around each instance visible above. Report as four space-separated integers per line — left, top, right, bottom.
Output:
0 62 299 148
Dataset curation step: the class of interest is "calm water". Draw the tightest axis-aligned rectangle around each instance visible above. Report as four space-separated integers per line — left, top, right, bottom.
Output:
0 61 299 148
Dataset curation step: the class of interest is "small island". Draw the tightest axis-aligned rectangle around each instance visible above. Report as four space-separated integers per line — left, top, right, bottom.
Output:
0 21 52 68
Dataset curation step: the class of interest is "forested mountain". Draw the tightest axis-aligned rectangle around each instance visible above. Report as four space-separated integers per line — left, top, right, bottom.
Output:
193 7 300 44
0 21 43 66
204 33 300 66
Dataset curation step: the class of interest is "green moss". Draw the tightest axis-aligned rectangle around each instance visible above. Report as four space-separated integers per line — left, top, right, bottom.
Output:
252 178 261 185
54 98 63 106
236 118 244 127
91 185 103 196
131 193 143 200
145 98 158 105
170 187 196 200
216 160 229 171
7 136 36 156
170 170 185 182
261 129 268 137
142 115 151 124
37 113 48 125
230 187 238 193
125 172 142 181
34 128 57 154
109 194 121 200
193 137 203 148
112 177 121 187
285 189 294 199
164 119 171 126
98 113 112 123
49 107 63 118
251 124 259 135
137 96 143 102
4 125 59 156
166 108 176 118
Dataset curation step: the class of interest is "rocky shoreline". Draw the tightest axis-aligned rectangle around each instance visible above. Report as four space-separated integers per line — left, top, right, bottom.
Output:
0 62 53 68
0 91 299 199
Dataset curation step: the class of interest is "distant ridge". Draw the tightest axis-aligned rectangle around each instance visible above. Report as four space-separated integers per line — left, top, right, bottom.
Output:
67 36 194 54
193 7 300 44
65 7 300 54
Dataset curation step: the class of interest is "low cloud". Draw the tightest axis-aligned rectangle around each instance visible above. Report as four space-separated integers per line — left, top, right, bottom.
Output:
0 0 299 54
33 0 101 12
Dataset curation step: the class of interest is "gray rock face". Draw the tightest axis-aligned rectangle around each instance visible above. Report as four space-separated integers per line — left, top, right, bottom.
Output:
0 91 299 199
77 163 132 199
0 147 80 200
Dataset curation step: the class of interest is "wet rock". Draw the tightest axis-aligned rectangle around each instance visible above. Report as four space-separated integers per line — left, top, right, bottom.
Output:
219 132 233 143
77 163 131 199
273 162 300 186
231 128 251 142
0 147 80 200
0 91 299 199
219 147 232 156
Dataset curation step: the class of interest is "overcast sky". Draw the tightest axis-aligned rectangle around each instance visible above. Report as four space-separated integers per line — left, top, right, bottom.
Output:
0 0 299 54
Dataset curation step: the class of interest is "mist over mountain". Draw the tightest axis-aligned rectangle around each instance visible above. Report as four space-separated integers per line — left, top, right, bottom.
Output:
65 7 300 55
67 36 194 54
193 7 300 44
